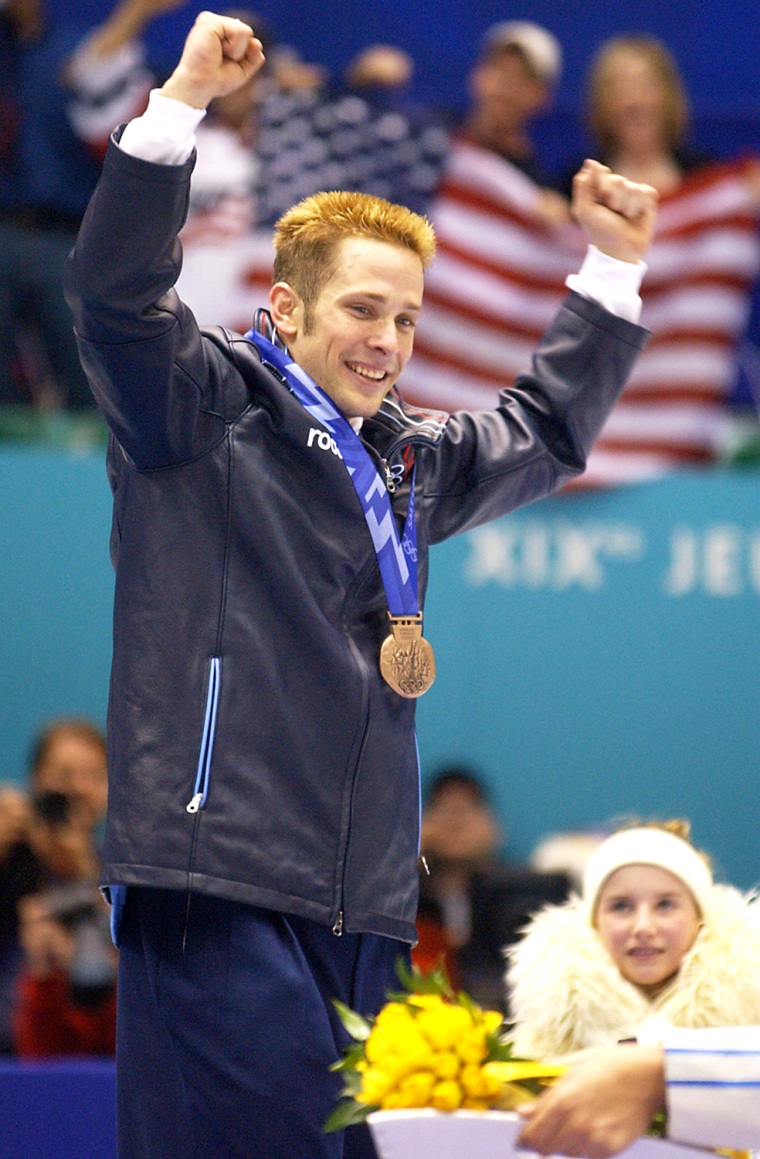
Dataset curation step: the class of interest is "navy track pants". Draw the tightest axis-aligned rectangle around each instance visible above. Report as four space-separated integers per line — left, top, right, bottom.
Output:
115 887 408 1158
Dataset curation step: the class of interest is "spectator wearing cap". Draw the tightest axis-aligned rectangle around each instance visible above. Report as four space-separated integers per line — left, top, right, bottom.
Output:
463 20 562 188
504 820 760 1058
395 19 574 415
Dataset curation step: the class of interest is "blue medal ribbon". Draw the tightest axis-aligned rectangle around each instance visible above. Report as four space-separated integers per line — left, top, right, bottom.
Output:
245 327 420 616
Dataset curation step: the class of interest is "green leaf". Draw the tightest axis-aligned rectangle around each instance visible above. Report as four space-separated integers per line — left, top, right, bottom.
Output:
341 1070 363 1096
648 1112 667 1138
486 1035 516 1062
457 990 480 1017
394 957 453 998
330 1042 367 1072
324 1098 374 1134
332 998 372 1041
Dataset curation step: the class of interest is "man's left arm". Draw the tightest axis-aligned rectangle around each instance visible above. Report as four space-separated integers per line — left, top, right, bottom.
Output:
421 164 658 542
566 158 658 326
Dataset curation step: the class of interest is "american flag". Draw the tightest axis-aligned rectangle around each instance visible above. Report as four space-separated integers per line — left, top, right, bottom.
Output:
400 139 760 487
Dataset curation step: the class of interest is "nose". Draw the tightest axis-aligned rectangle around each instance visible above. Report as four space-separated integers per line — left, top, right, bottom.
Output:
632 904 656 935
368 315 399 354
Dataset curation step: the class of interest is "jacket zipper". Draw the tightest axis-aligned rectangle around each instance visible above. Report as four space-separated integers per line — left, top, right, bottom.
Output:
328 441 421 936
187 657 221 813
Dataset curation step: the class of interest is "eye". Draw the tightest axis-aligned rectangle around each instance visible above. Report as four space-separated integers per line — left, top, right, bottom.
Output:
397 316 417 330
606 898 632 913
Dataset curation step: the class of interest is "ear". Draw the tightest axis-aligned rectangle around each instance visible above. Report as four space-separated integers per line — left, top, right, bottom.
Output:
269 282 303 341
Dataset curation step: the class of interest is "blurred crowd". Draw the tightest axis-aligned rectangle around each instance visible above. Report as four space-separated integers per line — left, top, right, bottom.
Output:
2 0 760 482
0 733 586 1056
0 717 113 1057
3 729 759 1063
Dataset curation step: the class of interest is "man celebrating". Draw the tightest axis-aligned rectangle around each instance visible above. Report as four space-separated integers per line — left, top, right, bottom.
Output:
65 12 657 1158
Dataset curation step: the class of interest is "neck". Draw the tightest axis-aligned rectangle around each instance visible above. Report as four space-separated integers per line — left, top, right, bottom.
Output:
465 115 532 161
607 145 681 194
636 970 679 1000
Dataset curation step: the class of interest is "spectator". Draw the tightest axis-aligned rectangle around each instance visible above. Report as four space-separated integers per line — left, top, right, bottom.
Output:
0 0 183 410
505 820 760 1058
561 35 760 484
461 21 569 222
416 767 570 1012
0 717 110 1056
397 21 581 416
0 785 36 1053
14 881 117 1057
402 30 760 489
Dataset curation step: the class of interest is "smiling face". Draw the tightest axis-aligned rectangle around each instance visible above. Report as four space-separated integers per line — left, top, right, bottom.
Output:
590 39 687 160
598 49 670 152
270 235 424 420
595 864 701 995
470 47 551 139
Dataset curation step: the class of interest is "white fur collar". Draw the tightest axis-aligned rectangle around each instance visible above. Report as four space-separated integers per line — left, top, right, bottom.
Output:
505 885 760 1058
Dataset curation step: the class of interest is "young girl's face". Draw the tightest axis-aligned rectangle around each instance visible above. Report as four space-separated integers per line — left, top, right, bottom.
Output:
595 864 701 994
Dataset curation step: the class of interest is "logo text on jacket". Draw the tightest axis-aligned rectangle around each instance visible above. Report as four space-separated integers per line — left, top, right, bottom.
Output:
307 427 343 459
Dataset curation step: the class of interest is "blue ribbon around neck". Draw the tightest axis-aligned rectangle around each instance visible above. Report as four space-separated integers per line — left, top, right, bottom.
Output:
245 327 420 616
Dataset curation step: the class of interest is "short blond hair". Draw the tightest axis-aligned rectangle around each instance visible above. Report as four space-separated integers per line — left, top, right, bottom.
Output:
272 190 436 311
587 35 689 158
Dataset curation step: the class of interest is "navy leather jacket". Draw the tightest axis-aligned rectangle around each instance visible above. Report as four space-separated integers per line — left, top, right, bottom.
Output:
64 138 647 944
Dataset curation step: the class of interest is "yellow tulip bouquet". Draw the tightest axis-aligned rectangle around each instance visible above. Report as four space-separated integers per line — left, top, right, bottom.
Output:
325 962 565 1133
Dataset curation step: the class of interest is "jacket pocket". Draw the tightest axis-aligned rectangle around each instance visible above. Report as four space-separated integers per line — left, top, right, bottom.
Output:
187 656 221 814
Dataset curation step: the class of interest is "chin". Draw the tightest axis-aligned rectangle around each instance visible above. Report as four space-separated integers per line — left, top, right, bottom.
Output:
356 392 389 418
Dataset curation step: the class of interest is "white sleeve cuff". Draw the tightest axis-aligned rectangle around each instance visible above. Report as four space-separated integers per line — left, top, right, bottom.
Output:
566 245 646 325
117 89 206 165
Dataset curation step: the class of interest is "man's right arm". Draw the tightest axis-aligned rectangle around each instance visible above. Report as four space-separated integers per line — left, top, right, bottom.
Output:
63 14 265 467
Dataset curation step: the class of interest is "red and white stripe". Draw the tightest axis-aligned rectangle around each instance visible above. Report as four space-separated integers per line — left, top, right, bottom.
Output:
177 229 275 334
400 141 760 487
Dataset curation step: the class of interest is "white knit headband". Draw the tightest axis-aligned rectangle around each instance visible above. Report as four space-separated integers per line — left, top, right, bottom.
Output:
582 827 713 919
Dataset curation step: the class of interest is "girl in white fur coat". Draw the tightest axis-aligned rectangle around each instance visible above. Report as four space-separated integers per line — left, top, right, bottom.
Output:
505 821 760 1058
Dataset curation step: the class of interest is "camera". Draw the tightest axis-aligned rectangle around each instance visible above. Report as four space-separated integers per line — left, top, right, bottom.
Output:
38 881 117 1007
32 789 71 827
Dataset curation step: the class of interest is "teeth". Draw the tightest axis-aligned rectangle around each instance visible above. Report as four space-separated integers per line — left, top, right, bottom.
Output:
348 363 385 381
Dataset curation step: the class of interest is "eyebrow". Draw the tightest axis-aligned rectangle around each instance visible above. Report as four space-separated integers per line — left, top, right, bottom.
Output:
604 891 682 903
343 291 422 313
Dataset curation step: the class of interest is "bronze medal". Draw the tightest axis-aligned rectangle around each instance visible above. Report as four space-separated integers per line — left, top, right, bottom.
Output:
379 612 436 698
